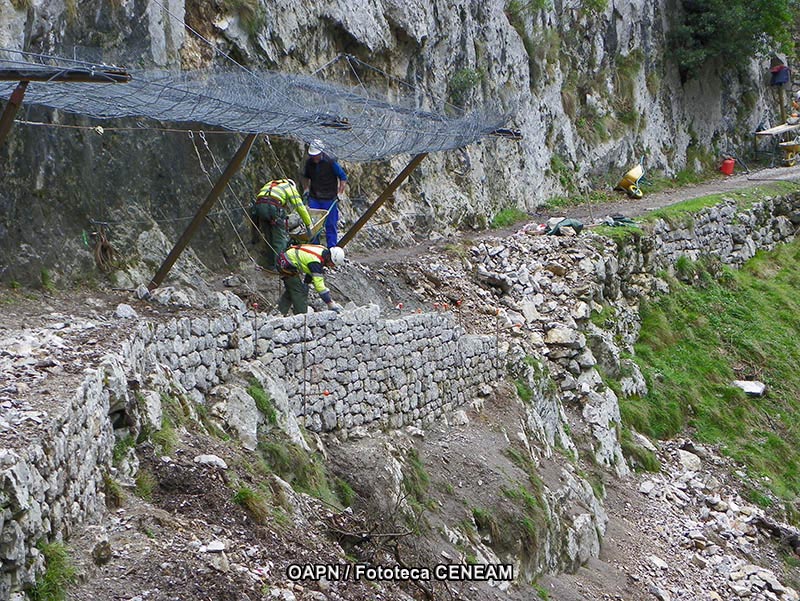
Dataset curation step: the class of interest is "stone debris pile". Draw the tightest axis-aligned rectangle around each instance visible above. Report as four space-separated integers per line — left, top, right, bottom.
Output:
634 440 800 601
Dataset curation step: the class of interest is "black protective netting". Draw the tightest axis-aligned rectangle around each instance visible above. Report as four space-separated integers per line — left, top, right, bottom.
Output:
0 52 511 162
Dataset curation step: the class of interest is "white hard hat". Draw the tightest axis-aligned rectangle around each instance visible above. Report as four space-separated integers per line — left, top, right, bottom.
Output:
329 246 345 266
308 139 324 156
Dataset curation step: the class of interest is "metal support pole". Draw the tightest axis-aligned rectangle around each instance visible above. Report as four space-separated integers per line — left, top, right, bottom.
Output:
148 133 258 291
0 81 29 149
338 153 427 247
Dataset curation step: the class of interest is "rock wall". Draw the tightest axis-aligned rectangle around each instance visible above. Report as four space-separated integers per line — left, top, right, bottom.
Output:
0 0 784 284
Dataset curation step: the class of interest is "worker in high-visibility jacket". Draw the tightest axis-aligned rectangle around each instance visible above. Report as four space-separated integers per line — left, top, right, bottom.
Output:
276 244 345 315
250 179 313 270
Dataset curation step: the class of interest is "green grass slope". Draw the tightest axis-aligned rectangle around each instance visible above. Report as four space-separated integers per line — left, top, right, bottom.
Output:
622 241 800 515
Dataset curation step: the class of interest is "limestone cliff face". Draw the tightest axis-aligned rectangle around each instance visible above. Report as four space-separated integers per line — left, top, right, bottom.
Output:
0 0 777 283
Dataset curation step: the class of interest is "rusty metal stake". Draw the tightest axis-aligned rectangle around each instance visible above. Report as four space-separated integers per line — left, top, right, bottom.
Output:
338 153 427 247
149 133 258 291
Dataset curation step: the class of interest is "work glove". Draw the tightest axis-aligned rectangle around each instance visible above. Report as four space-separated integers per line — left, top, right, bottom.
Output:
327 301 343 313
305 225 314 240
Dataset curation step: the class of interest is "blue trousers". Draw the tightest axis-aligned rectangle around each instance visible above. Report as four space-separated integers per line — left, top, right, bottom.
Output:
308 197 339 247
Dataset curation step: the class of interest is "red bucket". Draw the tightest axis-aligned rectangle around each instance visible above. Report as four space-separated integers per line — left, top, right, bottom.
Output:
720 158 735 175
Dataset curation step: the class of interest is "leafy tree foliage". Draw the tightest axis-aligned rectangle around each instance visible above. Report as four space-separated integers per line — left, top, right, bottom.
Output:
669 0 796 80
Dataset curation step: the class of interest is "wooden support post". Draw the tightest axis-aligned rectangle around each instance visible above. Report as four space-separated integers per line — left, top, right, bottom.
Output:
148 133 258 291
779 86 787 125
0 81 29 149
338 153 427 248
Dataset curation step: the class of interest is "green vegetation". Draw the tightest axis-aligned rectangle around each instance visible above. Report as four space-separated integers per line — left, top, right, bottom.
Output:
669 0 796 79
472 507 500 541
745 487 774 509
64 0 77 22
112 435 135 465
40 269 55 293
135 469 157 501
501 483 547 550
534 582 551 599
590 303 617 329
248 380 278 425
619 428 661 473
642 181 800 224
258 437 339 506
447 68 482 108
491 208 529 229
583 0 607 12
592 224 643 249
232 486 271 523
334 477 356 507
645 70 661 98
784 551 800 569
160 392 192 426
403 448 433 519
496 448 549 554
505 447 545 493
514 377 533 403
151 415 178 455
9 0 32 10
28 543 77 601
625 240 800 503
443 240 470 258
613 50 643 129
195 403 230 441
103 473 124 509
225 0 266 36
506 0 550 26
29 542 76 601
549 154 577 194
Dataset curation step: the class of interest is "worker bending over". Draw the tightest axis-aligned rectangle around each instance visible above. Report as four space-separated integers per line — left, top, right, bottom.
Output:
250 179 313 271
276 244 344 315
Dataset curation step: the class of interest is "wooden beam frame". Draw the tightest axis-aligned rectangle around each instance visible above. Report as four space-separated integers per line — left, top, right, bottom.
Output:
338 153 427 247
148 133 258 291
0 81 29 149
0 67 131 83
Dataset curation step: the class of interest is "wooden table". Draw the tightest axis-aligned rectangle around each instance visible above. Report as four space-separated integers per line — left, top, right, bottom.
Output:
755 122 800 137
753 122 800 164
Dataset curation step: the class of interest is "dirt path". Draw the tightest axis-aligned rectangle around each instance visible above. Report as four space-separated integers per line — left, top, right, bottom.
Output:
353 163 800 268
541 163 800 225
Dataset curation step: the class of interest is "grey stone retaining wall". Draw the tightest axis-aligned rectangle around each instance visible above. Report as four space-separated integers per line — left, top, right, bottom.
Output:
1 304 501 599
126 304 501 432
0 358 123 599
640 195 800 272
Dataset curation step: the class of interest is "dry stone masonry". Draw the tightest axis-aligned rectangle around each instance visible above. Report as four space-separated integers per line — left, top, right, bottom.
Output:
0 303 500 598
125 304 502 434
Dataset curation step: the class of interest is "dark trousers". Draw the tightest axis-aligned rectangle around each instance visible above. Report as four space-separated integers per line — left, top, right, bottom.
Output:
308 197 339 247
252 203 288 269
278 275 309 315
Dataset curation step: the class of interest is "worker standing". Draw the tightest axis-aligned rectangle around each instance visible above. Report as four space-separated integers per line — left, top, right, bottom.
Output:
302 140 347 247
276 244 345 315
250 179 313 271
